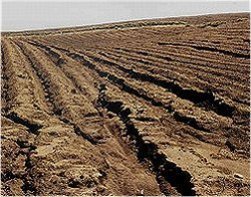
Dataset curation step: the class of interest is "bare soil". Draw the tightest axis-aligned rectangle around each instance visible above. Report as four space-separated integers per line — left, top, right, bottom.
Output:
1 13 250 196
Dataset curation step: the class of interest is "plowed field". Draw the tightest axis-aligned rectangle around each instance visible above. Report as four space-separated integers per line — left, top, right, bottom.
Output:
1 13 250 196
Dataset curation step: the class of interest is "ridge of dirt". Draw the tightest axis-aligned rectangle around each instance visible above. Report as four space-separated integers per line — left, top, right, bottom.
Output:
97 84 196 196
1 13 250 196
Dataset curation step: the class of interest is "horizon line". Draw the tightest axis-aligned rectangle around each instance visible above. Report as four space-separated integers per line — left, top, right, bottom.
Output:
1 11 249 34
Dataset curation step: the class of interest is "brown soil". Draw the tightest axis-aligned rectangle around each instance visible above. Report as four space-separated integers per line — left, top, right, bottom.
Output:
1 13 250 196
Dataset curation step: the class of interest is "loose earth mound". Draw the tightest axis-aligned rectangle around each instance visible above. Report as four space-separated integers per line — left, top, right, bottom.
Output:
1 13 250 196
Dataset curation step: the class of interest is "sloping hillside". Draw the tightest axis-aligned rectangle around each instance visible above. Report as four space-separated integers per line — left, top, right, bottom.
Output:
1 13 250 196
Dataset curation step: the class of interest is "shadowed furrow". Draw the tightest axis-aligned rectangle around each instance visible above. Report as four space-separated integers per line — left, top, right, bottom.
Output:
97 85 196 196
2 13 250 196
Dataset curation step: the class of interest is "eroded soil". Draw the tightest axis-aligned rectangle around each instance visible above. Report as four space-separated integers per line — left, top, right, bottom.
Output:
1 13 250 196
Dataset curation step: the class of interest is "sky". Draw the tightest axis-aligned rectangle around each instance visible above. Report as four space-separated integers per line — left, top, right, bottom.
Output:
2 0 250 31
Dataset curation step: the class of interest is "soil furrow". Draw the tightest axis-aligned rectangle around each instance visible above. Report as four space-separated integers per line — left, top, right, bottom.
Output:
157 42 250 59
18 141 38 196
40 43 235 119
1 45 8 114
2 117 38 196
36 43 231 133
13 41 59 114
1 40 51 196
34 40 250 107
2 13 250 196
84 52 236 118
5 112 42 135
15 41 98 145
101 48 248 83
59 49 214 132
99 48 249 103
116 42 248 64
27 41 176 195
114 46 248 73
95 49 249 105
26 41 99 102
97 84 196 196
